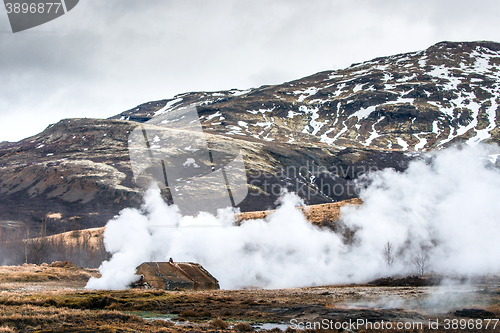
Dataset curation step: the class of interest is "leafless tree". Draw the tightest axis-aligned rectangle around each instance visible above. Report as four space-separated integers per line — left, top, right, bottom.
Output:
413 249 430 277
0 225 109 268
382 242 395 267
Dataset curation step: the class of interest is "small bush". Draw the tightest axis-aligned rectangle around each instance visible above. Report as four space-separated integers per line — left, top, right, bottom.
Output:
126 314 144 323
179 308 212 318
210 318 229 329
49 261 77 269
235 322 254 331
179 310 200 318
199 309 212 317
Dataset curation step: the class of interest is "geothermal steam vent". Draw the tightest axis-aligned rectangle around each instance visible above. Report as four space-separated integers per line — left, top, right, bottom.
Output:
133 260 220 290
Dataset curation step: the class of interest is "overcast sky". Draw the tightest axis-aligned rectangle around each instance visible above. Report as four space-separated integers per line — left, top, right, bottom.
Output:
1 0 500 142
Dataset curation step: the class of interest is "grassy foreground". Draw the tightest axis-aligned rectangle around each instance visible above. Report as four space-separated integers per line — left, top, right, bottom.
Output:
0 264 499 332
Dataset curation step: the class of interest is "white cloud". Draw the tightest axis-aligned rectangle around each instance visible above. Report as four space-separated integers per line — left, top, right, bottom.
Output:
1 0 500 141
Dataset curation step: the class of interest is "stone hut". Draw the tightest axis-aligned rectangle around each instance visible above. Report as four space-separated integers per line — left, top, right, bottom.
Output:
132 260 220 290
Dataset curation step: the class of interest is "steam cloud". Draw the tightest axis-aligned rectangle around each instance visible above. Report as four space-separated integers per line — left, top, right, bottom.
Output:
86 145 500 290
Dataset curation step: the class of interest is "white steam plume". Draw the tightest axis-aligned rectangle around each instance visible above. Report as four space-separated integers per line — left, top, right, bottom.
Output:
342 144 500 277
86 145 500 290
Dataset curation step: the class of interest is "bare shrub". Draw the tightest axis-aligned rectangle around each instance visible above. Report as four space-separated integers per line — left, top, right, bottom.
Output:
210 317 229 329
235 322 254 331
179 309 200 318
413 249 430 277
382 242 395 267
26 238 52 265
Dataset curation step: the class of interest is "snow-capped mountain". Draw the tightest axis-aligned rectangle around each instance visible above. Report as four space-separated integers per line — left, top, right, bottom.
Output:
1 41 499 234
113 41 500 151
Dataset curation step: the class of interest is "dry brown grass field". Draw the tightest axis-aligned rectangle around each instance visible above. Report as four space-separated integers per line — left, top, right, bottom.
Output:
0 262 99 284
35 228 105 248
0 264 499 332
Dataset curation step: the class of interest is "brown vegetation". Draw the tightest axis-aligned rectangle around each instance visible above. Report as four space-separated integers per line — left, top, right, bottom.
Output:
210 318 229 329
0 262 99 284
0 227 109 268
237 198 362 230
0 279 497 332
234 322 254 331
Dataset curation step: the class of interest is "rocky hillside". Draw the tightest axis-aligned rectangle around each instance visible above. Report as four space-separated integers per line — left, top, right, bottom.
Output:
0 119 143 234
0 117 408 234
113 41 500 150
1 41 499 234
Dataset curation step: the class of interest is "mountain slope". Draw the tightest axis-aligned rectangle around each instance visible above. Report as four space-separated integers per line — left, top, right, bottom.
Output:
0 117 409 234
1 41 499 234
113 41 500 150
